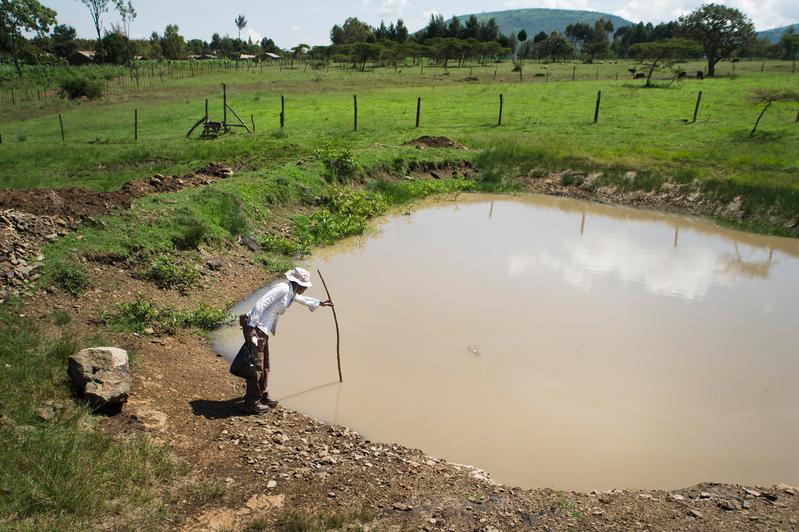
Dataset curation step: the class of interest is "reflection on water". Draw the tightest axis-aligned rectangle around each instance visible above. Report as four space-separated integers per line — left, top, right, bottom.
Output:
214 194 799 491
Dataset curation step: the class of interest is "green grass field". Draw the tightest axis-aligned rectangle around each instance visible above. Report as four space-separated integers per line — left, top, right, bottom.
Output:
1 60 797 193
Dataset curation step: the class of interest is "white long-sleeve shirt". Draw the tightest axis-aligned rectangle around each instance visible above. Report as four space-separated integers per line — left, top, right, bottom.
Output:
247 281 320 336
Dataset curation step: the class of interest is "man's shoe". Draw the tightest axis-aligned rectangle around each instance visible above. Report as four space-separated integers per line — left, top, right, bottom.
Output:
261 395 279 407
245 402 270 414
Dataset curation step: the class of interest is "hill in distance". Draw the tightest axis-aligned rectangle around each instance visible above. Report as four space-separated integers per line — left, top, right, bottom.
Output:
452 8 634 37
757 23 799 43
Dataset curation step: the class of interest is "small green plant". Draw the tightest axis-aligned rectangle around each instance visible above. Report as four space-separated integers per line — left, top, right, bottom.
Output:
188 480 226 504
136 254 199 290
173 214 211 250
58 76 104 100
51 261 91 296
276 509 373 532
16 131 27 142
218 193 249 236
300 188 388 245
53 309 73 326
258 234 310 257
314 144 358 182
105 293 228 333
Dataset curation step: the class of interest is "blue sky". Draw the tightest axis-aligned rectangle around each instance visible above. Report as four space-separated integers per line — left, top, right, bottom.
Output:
43 0 799 47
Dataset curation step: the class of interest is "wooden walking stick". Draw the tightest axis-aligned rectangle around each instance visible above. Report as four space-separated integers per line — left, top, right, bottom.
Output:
317 269 342 382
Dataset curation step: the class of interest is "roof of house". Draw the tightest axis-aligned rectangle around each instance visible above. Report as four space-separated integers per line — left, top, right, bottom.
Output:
264 52 281 59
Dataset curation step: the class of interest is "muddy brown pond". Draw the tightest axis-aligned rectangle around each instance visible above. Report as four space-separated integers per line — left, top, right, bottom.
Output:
213 194 799 491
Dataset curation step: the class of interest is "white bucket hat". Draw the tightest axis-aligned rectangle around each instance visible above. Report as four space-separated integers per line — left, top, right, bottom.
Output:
285 267 313 288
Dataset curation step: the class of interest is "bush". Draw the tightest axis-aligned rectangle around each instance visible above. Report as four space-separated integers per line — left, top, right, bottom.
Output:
105 293 228 333
51 260 91 296
217 193 249 236
314 145 358 182
58 77 104 100
173 214 211 250
303 188 388 244
136 254 199 290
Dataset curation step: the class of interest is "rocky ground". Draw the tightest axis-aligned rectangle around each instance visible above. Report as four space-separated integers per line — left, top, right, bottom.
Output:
10 161 799 530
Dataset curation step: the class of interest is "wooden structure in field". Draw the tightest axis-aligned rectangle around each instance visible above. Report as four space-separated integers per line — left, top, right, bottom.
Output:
186 84 250 139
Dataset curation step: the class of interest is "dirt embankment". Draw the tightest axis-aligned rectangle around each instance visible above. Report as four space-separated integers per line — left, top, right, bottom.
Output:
523 170 799 237
0 163 233 299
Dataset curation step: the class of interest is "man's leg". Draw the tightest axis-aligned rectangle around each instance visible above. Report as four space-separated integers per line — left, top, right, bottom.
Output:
259 334 278 407
243 327 268 413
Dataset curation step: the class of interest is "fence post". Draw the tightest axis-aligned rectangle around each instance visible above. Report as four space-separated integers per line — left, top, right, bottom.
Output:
222 83 227 132
11 89 15 106
134 109 138 140
497 94 503 126
692 91 703 123
353 95 358 132
593 90 601 124
58 113 65 142
205 98 208 122
251 114 256 132
416 97 421 128
280 95 285 129
572 65 576 81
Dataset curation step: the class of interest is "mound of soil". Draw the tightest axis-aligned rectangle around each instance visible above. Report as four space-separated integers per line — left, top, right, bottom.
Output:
403 136 466 150
0 164 233 219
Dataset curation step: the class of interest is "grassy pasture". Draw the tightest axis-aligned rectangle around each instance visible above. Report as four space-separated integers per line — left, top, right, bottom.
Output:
1 61 797 193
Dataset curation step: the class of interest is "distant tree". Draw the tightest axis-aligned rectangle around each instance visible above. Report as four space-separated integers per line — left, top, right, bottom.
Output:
678 4 755 77
462 15 479 40
159 24 185 59
478 18 500 42
234 14 247 40
351 42 382 70
395 19 409 42
289 43 308 68
75 0 132 62
533 31 547 44
423 13 447 41
330 17 374 44
565 21 592 52
777 27 799 61
540 31 573 62
186 38 205 55
101 30 133 64
630 38 702 86
0 0 57 78
518 29 528 43
148 30 161 58
748 88 799 136
446 16 461 39
51 24 78 58
260 36 280 55
117 0 135 36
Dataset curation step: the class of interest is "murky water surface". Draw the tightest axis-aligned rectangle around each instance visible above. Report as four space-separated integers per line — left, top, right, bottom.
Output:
214 194 799 491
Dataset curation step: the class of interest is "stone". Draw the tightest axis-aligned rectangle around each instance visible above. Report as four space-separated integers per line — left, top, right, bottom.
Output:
392 503 412 511
206 258 224 271
717 499 742 511
699 491 712 499
36 405 56 422
68 347 130 410
743 488 761 497
670 493 685 501
240 236 261 253
777 483 797 495
687 509 703 519
266 480 277 489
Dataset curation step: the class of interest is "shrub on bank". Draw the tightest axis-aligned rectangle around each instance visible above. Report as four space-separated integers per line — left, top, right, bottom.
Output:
58 76 104 100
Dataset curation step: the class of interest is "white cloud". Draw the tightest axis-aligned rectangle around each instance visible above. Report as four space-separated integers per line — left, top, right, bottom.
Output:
246 28 262 43
381 0 409 17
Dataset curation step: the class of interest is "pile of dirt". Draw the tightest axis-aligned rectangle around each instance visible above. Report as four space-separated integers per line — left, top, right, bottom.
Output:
0 164 233 219
0 209 78 298
403 136 466 150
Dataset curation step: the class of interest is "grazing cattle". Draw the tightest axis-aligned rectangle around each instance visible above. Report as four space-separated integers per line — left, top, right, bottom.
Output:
634 72 646 79
696 71 704 79
628 67 637 75
677 71 687 79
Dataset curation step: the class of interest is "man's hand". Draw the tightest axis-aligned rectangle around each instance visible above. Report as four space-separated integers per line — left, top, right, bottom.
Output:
320 300 334 308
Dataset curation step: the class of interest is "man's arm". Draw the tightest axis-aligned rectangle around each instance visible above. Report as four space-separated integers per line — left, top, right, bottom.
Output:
294 294 321 311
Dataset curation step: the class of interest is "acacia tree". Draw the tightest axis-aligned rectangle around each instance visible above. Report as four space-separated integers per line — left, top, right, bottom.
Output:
76 0 133 62
0 0 57 78
630 38 702 86
678 4 755 77
234 14 247 40
748 89 799 137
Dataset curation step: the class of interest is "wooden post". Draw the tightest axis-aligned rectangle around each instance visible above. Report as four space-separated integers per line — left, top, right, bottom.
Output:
493 67 497 80
353 94 358 131
497 94 503 126
222 83 227 132
692 91 703 123
415 97 421 128
615 72 618 80
595 68 599 80
593 90 601 124
134 109 138 140
205 98 208 122
761 61 765 72
795 109 799 123
11 89 15 106
251 114 256 132
280 95 285 129
58 113 65 142
572 65 576 81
